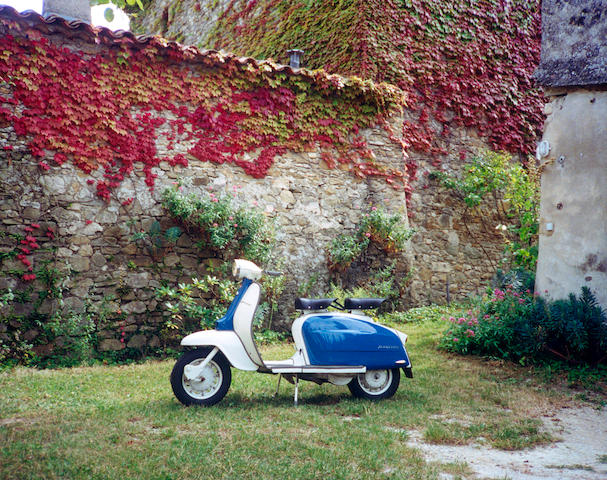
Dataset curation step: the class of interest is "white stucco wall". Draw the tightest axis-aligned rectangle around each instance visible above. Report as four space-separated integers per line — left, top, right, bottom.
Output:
536 89 607 308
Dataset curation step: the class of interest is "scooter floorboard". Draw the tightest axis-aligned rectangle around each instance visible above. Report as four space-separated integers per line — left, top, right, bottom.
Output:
267 364 366 374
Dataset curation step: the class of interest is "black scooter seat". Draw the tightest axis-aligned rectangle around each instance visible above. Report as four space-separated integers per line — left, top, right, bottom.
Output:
295 298 336 311
344 298 385 310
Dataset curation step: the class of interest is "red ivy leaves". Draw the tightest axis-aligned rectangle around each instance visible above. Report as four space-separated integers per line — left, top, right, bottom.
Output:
0 31 406 202
207 0 544 187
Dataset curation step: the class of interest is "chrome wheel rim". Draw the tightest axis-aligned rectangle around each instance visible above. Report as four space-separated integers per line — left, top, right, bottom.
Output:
182 358 223 400
358 369 392 395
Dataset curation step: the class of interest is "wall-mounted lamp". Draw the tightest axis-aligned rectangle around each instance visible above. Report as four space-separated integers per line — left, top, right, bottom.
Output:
535 140 550 160
287 49 304 68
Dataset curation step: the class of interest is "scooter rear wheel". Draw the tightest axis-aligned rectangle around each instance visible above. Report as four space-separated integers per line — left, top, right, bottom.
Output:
348 368 400 401
171 348 231 406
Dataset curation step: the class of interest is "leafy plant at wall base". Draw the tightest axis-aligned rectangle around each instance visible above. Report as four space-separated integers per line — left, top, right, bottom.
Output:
42 310 96 368
327 234 368 272
359 207 415 254
327 206 413 272
162 186 275 264
156 274 239 342
440 287 607 367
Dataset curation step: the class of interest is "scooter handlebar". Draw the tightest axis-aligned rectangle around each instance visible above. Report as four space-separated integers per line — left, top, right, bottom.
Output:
264 270 283 277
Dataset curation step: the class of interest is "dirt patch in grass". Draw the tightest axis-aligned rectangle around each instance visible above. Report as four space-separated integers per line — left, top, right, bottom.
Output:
406 405 607 479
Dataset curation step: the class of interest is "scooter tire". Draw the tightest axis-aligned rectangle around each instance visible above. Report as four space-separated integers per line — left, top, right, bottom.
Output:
171 347 231 406
348 368 400 401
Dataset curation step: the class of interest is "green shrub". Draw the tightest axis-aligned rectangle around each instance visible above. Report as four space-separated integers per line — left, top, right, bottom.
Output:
162 185 275 264
156 272 239 341
40 310 96 368
440 286 607 366
327 206 414 271
328 234 368 270
156 260 286 339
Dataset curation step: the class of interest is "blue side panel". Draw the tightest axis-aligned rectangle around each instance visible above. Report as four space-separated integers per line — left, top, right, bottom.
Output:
301 314 410 369
216 278 252 331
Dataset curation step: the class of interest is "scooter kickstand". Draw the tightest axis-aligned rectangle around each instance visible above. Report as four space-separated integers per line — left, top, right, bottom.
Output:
272 374 282 398
294 375 299 407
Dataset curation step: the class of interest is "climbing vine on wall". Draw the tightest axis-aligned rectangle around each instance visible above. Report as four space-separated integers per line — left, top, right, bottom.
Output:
0 20 406 203
205 0 544 181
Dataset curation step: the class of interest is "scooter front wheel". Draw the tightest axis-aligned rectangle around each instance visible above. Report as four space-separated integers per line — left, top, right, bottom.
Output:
171 348 231 406
348 368 400 401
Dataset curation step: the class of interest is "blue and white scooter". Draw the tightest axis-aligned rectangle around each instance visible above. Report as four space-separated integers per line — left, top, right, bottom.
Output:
170 259 413 406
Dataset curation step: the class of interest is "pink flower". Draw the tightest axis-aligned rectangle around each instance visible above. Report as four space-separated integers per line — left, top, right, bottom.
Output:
85 220 92 225
457 317 465 324
371 206 377 211
228 216 233 221
252 200 258 206
365 232 371 238
211 198 219 202
448 316 455 323
453 337 459 342
465 329 475 337
212 223 218 228
233 223 238 228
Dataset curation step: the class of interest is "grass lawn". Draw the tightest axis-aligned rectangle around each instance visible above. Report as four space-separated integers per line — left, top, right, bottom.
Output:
0 315 595 480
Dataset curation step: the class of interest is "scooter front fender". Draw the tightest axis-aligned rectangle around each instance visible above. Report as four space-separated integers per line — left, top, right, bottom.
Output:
181 330 259 371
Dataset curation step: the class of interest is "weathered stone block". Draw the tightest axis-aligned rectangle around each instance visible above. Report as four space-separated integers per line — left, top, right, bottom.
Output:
126 272 150 289
68 256 90 272
122 300 147 314
127 334 147 349
63 296 85 313
99 338 124 351
91 252 107 267
164 254 180 266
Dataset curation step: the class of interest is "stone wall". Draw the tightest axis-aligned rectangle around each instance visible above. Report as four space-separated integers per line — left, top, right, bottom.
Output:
406 122 506 306
0 11 509 357
0 106 410 353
